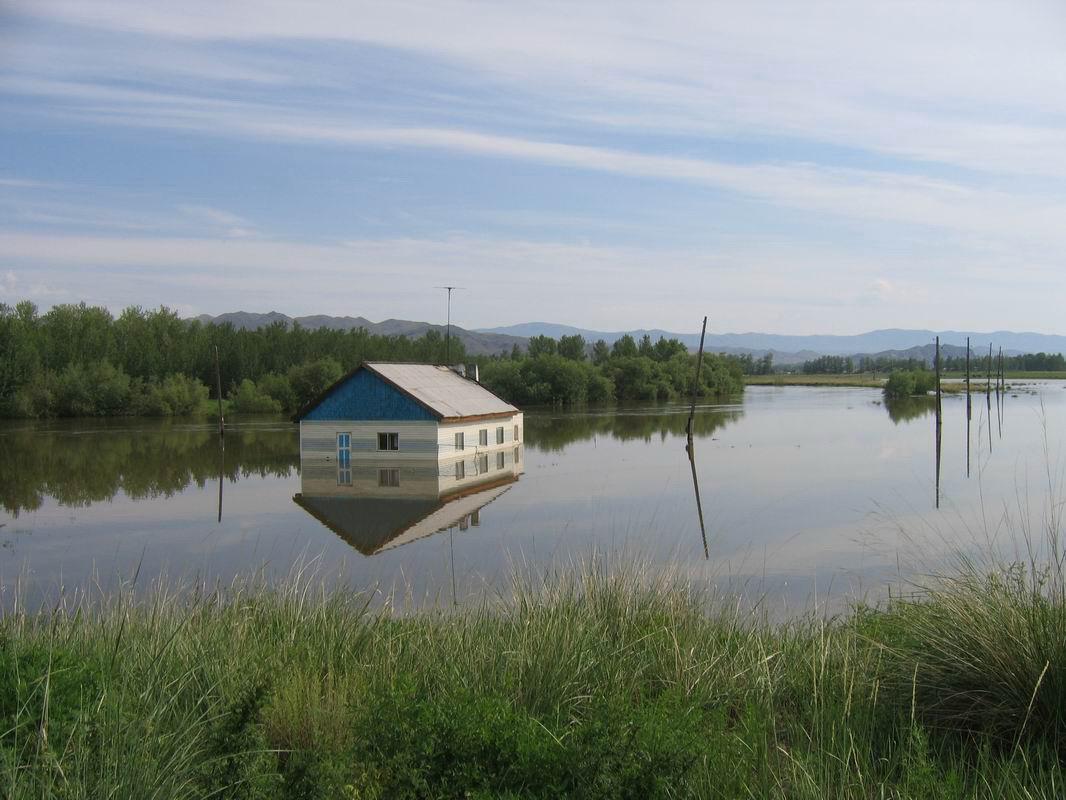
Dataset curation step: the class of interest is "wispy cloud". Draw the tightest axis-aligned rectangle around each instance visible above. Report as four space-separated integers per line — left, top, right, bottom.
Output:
14 1 1066 178
5 1 1066 332
177 205 259 238
6 76 1066 250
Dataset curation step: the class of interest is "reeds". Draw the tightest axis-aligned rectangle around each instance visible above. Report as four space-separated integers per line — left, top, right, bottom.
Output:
2 543 1065 798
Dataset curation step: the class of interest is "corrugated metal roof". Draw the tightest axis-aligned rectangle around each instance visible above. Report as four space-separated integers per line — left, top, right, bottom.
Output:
365 363 518 420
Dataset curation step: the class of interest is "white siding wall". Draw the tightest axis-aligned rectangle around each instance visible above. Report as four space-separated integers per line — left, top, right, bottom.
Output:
437 413 523 463
300 420 440 497
436 413 524 492
299 414 524 498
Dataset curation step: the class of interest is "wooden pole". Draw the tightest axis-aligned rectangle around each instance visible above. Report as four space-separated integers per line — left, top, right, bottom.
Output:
687 444 709 560
997 346 1004 438
214 345 224 438
687 316 708 444
996 347 1002 398
965 337 971 420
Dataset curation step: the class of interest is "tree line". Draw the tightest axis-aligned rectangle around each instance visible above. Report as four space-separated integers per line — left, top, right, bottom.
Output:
805 351 1066 375
0 301 468 418
479 333 744 405
1 301 743 418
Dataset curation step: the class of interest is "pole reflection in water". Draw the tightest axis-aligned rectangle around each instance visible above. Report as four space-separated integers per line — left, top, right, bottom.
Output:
217 439 224 524
685 440 709 560
935 337 942 510
966 338 971 479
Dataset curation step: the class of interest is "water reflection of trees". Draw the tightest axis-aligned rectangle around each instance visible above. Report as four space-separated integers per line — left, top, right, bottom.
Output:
524 406 743 452
0 423 298 516
883 396 937 425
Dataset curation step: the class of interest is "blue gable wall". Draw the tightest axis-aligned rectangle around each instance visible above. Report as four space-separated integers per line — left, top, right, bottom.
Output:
303 369 437 422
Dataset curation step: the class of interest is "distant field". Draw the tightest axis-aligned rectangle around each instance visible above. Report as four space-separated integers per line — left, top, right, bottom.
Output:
942 370 1066 380
744 374 884 388
746 371 1066 389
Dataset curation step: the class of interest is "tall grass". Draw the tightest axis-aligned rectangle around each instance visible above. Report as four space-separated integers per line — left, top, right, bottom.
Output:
1 548 1065 798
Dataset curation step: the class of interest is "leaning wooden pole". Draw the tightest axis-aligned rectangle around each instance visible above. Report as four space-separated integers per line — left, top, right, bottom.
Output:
214 345 225 438
997 346 1004 438
687 316 708 444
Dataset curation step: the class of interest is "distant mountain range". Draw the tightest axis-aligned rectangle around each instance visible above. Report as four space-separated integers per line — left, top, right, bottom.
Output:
477 323 1063 359
192 312 525 356
190 312 1065 362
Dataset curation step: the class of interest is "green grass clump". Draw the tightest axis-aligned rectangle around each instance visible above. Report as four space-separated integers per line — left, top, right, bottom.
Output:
884 369 939 398
0 559 1064 798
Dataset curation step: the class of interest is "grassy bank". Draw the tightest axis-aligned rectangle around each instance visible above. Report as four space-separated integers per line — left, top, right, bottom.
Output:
745 373 1046 392
744 374 884 388
3 556 1066 799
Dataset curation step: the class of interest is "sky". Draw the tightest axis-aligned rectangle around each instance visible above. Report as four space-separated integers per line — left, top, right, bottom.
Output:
2 1 1066 335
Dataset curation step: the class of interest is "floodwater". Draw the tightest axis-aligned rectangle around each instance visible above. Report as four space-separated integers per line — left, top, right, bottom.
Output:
2 383 1064 611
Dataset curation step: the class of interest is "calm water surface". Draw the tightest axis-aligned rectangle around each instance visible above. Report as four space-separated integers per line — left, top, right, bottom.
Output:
2 383 1064 610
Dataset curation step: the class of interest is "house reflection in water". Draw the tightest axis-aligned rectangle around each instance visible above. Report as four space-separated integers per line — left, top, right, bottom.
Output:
293 448 523 555
291 361 524 555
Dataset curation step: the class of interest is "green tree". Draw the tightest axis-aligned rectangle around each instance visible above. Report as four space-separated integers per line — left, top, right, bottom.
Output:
287 358 344 408
591 339 611 366
527 335 557 359
558 334 587 361
612 334 638 359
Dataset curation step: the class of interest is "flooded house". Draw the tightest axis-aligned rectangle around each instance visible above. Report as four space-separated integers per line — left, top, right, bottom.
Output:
292 362 524 554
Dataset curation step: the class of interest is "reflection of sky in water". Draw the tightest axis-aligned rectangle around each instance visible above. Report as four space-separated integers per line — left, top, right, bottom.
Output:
1 383 1064 612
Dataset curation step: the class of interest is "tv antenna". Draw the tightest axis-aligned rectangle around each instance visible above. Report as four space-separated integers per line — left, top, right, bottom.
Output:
435 285 465 364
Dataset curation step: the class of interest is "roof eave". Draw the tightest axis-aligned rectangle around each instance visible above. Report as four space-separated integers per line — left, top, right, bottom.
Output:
439 410 519 424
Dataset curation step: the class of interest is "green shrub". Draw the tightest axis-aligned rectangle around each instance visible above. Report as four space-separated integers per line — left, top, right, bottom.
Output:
230 379 283 415
133 374 210 416
287 359 343 409
53 361 131 417
257 373 296 413
884 369 937 398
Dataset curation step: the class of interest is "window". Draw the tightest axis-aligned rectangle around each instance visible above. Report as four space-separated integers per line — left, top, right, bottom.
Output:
496 451 505 470
514 446 520 464
338 467 352 486
514 425 520 443
377 432 398 451
455 460 465 479
454 432 464 451
378 468 400 488
478 429 488 446
496 426 504 444
478 454 489 474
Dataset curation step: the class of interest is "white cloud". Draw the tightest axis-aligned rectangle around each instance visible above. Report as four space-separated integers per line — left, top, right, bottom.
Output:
14 0 1066 178
177 205 259 238
7 75 1066 250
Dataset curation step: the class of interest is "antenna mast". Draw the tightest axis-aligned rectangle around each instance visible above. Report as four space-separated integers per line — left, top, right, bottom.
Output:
435 285 465 364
